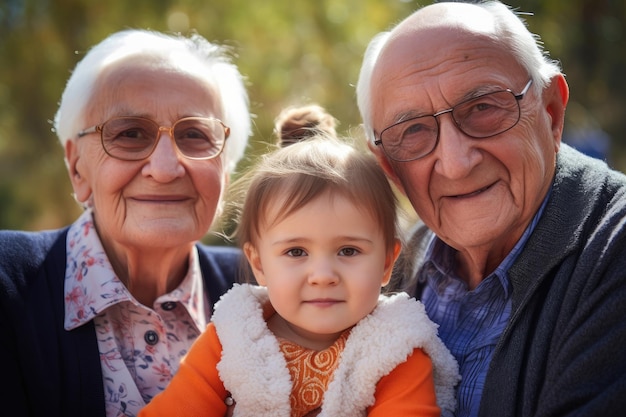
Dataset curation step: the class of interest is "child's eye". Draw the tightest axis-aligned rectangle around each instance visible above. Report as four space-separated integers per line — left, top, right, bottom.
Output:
286 248 307 257
339 247 360 257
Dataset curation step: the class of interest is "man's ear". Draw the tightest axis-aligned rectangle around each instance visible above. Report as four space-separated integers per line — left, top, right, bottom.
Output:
65 139 92 203
367 140 407 196
544 74 569 152
381 239 402 287
243 242 266 286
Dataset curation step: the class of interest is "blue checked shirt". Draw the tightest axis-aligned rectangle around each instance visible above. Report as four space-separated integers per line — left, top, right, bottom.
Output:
421 194 549 417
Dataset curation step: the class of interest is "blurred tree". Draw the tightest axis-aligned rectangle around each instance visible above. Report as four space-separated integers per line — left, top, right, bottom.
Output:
0 0 624 233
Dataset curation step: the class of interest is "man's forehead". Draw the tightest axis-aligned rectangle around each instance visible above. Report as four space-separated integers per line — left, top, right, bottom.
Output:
373 2 503 87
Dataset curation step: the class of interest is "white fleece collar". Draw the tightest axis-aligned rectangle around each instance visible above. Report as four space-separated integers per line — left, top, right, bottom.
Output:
213 284 459 417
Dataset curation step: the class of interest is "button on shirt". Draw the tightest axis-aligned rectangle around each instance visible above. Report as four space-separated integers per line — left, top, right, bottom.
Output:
64 210 210 417
420 194 549 417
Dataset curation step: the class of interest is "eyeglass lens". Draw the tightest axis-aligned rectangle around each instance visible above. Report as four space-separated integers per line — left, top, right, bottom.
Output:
380 90 521 161
101 117 225 160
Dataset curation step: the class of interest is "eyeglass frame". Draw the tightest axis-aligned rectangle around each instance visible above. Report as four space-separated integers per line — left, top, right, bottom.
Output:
76 116 231 161
374 78 534 162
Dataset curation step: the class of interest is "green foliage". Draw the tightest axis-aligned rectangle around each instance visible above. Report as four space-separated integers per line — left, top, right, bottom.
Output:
1 0 625 231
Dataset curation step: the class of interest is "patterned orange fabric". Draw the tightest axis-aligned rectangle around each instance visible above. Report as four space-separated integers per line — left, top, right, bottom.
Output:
278 329 351 417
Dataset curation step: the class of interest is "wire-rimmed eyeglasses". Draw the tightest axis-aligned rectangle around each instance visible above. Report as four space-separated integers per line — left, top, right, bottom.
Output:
77 116 230 161
375 79 534 162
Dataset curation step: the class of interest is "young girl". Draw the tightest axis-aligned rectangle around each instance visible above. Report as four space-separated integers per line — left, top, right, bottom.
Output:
140 136 459 417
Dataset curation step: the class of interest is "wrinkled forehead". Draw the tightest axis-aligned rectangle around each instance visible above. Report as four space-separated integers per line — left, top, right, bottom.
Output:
369 3 515 126
85 55 221 119
94 52 215 91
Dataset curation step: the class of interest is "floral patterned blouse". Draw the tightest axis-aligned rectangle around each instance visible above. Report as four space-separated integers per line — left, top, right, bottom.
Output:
64 210 210 417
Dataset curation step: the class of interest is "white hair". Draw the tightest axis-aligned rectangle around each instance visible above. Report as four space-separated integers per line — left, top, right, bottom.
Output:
356 0 563 143
54 29 251 173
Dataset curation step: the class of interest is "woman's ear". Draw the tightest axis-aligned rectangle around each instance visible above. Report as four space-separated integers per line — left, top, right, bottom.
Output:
243 242 266 286
381 239 402 287
65 139 92 203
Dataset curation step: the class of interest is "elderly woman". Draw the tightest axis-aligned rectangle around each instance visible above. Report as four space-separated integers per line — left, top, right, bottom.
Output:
0 29 250 417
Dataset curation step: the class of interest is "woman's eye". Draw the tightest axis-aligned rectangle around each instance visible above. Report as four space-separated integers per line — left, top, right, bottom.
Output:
118 128 148 140
178 128 210 140
286 248 306 257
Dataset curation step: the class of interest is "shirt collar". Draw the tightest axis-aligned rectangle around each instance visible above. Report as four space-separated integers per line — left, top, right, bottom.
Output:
64 209 207 331
423 189 552 297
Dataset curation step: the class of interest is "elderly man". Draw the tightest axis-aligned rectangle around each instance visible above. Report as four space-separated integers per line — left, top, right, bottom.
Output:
357 1 626 416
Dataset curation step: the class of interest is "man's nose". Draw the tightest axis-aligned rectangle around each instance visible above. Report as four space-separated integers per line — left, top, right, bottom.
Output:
433 114 482 179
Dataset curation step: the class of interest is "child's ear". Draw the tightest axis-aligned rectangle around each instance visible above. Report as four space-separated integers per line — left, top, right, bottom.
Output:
381 239 402 287
243 242 267 286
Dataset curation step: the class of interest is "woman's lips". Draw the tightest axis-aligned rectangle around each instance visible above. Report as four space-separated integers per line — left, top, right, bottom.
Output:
132 194 190 203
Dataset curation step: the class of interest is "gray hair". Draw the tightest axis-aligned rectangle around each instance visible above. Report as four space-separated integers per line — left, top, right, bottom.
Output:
356 1 563 143
54 29 251 173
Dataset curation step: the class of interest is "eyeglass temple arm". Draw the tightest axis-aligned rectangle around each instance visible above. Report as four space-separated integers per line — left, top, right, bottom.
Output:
514 79 534 100
76 125 100 138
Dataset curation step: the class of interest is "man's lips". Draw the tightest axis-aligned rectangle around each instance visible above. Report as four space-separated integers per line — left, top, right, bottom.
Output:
448 182 496 199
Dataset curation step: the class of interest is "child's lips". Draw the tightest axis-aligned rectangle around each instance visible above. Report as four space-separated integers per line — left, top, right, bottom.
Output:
304 298 343 307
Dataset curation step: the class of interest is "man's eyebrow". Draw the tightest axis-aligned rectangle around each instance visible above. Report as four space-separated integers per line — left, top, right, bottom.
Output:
394 110 426 123
389 84 506 124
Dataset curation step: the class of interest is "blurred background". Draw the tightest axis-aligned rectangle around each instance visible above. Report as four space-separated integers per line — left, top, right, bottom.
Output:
1 0 625 235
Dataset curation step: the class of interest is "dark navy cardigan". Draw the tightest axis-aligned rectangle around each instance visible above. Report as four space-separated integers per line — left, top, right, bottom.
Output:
0 228 240 416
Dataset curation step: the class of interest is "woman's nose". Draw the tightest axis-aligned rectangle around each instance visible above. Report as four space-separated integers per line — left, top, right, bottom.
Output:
141 132 185 181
